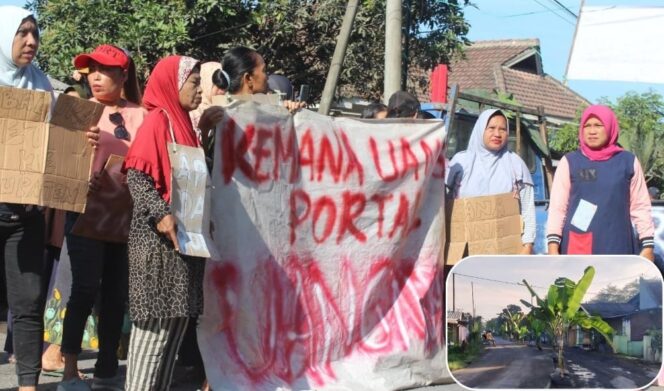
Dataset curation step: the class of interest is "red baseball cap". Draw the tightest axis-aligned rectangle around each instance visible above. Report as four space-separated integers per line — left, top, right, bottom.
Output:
73 44 129 70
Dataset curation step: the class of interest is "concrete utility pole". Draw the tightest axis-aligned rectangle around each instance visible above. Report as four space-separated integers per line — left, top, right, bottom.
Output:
318 0 360 115
471 282 476 319
452 273 456 311
384 0 402 104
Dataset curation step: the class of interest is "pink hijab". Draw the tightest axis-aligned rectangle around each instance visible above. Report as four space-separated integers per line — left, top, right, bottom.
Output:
579 105 623 161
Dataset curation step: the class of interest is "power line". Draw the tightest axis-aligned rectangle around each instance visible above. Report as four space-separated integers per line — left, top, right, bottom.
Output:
453 271 653 296
532 0 575 26
452 272 549 290
504 9 556 18
547 0 578 19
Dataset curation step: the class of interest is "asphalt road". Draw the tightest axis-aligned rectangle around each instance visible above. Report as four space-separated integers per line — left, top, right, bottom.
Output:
0 323 463 391
452 336 664 389
451 337 552 388
562 346 661 388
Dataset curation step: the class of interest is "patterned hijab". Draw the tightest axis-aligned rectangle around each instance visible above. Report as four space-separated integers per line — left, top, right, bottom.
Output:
123 55 200 202
578 105 623 161
0 6 51 91
447 109 533 198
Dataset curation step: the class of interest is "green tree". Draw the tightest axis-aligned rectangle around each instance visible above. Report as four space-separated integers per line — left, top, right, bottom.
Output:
29 0 471 100
548 111 582 155
28 1 196 81
522 266 615 377
589 279 639 303
599 91 664 183
222 0 471 100
485 316 503 335
500 305 525 342
526 314 546 350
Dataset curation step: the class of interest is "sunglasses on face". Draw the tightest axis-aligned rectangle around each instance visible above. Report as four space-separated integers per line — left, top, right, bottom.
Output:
109 112 130 141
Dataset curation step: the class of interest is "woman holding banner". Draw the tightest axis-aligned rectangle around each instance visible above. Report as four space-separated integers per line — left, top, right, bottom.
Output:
546 105 654 259
122 55 223 391
0 7 99 391
57 44 145 391
446 109 536 254
213 47 306 111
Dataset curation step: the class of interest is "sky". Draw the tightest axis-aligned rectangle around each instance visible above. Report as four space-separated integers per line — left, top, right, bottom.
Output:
464 0 664 103
449 256 662 321
3 0 663 103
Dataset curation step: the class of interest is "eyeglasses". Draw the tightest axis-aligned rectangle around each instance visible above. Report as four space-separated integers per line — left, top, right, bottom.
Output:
109 112 130 141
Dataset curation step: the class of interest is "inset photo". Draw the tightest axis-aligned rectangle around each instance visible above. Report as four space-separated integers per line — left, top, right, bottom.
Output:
447 256 663 389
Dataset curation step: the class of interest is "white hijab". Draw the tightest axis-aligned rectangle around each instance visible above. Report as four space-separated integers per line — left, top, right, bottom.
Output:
0 6 51 91
447 109 532 198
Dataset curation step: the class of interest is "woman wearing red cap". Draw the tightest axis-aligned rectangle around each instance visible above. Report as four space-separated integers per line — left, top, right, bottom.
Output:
547 105 654 258
57 44 146 391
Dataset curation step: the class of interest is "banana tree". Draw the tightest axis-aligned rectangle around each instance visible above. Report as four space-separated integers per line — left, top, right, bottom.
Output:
516 325 529 343
501 308 526 342
522 266 615 376
524 314 546 350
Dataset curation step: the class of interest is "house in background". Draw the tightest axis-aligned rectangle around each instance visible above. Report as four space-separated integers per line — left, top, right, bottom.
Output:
416 38 592 165
445 39 589 123
447 310 472 347
570 278 662 361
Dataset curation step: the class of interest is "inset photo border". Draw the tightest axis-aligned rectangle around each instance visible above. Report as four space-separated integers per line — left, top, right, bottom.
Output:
446 255 663 389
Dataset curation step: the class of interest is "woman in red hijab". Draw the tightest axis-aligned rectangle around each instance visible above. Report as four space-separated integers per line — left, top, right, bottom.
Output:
122 55 222 391
547 105 654 259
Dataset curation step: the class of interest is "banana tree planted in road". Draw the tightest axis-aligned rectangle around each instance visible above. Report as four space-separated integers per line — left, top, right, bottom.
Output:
501 308 526 342
524 314 546 350
522 266 615 376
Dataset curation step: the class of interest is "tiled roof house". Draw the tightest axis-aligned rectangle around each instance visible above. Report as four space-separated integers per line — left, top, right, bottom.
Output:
577 278 662 347
445 39 590 120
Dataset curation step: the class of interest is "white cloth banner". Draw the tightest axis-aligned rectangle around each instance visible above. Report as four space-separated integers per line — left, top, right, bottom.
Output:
567 6 664 83
168 143 215 258
199 102 449 390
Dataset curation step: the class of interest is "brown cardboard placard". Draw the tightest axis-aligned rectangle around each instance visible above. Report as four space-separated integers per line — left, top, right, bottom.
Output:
70 154 132 243
0 86 104 212
444 192 522 265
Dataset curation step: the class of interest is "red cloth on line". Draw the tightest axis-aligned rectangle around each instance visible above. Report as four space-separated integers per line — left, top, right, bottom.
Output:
123 55 200 203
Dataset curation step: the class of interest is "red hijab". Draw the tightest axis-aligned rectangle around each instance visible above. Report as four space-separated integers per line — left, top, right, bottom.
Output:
123 55 200 203
578 105 623 161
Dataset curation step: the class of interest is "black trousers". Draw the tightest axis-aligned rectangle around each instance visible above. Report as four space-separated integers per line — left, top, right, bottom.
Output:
0 212 46 386
60 212 128 378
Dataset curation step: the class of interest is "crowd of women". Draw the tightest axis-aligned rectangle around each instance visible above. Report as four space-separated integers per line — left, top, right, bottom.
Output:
0 5 306 391
0 4 659 391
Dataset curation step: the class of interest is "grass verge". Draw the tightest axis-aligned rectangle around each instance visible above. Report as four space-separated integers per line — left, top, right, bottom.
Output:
448 342 483 370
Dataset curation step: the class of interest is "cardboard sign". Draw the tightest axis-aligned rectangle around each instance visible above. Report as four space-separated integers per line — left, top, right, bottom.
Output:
70 155 131 243
168 143 215 258
444 192 522 265
0 86 103 212
200 103 449 390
